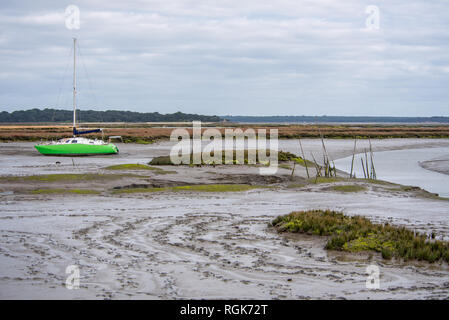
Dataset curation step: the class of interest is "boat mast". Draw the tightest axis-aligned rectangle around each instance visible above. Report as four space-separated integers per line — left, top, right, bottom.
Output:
73 38 77 137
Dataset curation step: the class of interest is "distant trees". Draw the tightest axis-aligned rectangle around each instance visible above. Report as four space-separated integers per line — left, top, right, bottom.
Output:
1 109 448 123
0 108 222 123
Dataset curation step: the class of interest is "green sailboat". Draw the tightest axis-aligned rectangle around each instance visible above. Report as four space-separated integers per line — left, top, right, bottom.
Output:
35 39 118 156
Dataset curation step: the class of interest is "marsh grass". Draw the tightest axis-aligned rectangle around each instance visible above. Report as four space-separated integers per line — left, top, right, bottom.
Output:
286 183 307 189
31 188 100 195
105 164 160 171
1 173 136 182
293 157 315 168
331 185 366 192
114 184 263 194
4 124 449 142
149 150 298 165
359 179 392 186
114 187 165 194
122 137 155 144
271 209 449 263
310 177 345 184
134 139 154 144
173 184 260 192
148 156 173 165
104 164 176 174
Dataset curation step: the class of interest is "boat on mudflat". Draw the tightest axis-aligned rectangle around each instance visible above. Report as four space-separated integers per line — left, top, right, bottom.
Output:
35 38 118 156
35 137 118 155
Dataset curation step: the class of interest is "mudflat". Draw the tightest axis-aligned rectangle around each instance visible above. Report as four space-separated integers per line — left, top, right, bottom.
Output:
1 139 449 299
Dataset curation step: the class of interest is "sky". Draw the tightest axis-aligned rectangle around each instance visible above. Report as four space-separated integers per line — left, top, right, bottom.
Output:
1 0 449 116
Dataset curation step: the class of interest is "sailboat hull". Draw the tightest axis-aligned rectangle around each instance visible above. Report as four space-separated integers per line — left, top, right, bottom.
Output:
34 39 119 157
34 143 118 155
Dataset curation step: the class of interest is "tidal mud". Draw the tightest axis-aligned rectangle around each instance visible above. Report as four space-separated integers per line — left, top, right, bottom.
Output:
1 140 449 299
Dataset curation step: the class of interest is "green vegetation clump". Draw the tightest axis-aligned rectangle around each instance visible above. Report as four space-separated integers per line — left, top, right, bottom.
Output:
105 164 160 171
123 138 154 144
293 157 315 167
310 177 345 184
331 185 366 193
31 189 100 195
105 163 177 174
271 210 449 263
277 151 298 161
10 173 108 182
114 184 262 194
148 156 172 165
1 173 137 182
149 150 298 165
286 183 306 189
172 184 259 192
114 187 165 194
136 139 154 144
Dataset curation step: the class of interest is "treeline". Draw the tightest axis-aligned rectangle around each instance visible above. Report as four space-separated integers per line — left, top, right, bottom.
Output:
0 108 222 123
225 115 449 123
2 109 448 124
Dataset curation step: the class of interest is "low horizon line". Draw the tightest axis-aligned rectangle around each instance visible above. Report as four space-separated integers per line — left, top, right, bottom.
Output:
1 107 448 118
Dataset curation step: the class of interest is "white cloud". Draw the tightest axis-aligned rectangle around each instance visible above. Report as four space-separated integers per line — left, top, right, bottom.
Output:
0 0 448 116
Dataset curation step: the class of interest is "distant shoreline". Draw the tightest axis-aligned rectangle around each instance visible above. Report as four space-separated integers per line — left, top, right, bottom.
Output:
223 115 449 124
1 123 449 142
1 108 449 124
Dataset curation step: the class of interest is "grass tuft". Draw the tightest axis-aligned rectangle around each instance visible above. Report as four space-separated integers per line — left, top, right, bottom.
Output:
149 150 298 165
114 184 263 194
271 209 449 263
331 185 366 193
1 173 138 182
293 157 315 167
105 164 160 171
104 164 176 174
310 177 345 184
31 189 100 195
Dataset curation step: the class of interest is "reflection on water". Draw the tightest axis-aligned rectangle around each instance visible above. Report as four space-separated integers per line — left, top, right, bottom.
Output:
335 147 449 198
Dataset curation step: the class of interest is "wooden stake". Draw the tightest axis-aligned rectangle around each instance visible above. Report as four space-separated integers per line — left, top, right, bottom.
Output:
361 157 366 179
299 138 309 179
350 137 357 178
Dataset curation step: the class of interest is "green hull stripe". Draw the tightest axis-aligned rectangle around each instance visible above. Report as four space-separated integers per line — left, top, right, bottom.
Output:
34 143 118 155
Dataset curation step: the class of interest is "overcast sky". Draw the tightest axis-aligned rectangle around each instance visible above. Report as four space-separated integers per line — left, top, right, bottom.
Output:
1 0 449 116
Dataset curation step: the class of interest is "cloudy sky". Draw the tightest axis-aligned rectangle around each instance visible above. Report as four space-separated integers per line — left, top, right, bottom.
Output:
1 0 449 116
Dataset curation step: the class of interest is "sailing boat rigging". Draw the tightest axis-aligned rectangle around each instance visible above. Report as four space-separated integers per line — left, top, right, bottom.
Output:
35 38 118 155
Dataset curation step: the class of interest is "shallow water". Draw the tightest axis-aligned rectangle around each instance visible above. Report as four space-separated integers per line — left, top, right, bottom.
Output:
2 139 449 176
334 147 449 198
